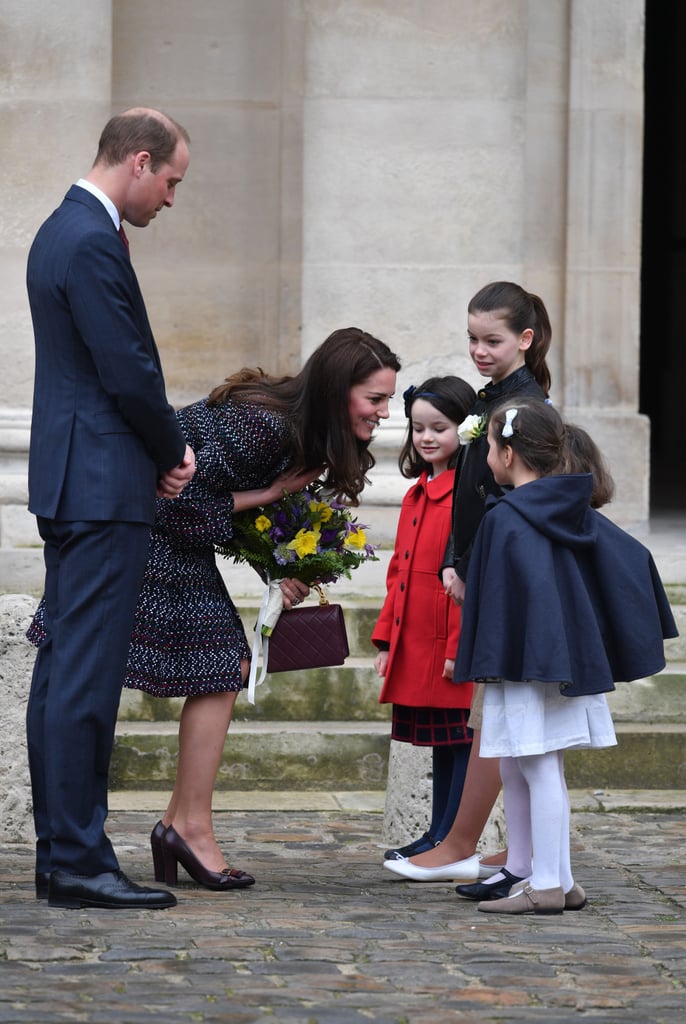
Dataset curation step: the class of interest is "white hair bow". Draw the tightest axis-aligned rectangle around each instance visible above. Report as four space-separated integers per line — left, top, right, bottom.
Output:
502 408 518 438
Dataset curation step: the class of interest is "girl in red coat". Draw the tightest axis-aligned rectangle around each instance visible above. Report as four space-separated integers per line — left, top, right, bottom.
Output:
372 376 477 861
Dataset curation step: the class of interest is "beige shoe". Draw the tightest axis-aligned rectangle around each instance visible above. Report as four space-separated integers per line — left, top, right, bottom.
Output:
478 883 564 915
564 882 586 910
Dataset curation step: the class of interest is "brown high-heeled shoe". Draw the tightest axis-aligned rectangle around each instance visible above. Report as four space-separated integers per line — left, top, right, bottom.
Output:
150 820 169 883
160 826 256 891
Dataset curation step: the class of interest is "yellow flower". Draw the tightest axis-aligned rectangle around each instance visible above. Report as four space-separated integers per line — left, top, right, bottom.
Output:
309 500 334 523
344 527 367 550
286 528 320 558
255 515 272 533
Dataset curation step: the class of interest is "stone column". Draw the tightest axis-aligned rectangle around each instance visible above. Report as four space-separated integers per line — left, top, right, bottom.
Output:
562 0 648 526
0 0 113 593
0 0 113 409
110 0 305 405
382 742 506 856
0 594 38 842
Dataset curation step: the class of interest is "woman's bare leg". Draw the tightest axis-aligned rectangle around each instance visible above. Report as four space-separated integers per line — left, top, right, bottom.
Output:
404 730 506 867
162 662 246 871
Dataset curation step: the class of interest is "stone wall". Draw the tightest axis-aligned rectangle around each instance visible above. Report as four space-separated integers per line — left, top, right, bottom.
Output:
0 594 36 842
1 3 648 564
0 4 650 844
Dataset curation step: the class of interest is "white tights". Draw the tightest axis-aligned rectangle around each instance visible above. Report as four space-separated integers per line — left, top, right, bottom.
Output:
497 749 574 892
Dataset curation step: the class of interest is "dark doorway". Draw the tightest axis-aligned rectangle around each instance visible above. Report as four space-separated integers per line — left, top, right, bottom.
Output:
641 1 686 510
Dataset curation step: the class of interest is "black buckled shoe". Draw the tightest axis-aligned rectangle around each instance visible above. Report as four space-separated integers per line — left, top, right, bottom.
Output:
456 868 525 901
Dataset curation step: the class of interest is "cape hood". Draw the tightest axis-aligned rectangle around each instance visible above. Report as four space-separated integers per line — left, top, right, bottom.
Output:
455 475 678 696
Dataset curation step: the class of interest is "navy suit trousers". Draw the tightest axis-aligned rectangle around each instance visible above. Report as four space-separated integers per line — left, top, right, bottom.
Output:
26 519 151 875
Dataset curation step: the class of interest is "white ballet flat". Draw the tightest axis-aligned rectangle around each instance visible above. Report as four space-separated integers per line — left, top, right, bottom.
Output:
383 853 498 882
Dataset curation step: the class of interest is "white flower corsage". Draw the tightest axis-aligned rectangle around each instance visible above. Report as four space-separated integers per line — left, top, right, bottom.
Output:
457 413 487 446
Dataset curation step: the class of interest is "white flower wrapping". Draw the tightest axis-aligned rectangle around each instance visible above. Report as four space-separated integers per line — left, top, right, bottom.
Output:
457 413 486 446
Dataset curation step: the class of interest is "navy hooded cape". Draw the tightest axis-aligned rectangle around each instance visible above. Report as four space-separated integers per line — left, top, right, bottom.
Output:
453 474 678 697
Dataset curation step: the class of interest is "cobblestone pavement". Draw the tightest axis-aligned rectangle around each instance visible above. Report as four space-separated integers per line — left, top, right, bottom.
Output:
1 804 685 1024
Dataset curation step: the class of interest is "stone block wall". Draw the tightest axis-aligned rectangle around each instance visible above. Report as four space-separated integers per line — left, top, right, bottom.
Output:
0 594 36 842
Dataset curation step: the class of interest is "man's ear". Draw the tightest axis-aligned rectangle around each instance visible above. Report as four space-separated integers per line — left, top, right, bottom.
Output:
132 151 151 177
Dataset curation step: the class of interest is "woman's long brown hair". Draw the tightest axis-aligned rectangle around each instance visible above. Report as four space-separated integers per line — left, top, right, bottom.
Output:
208 327 401 504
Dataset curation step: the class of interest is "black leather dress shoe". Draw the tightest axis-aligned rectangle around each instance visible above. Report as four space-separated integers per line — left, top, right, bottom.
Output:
455 868 526 901
48 869 177 910
35 872 50 900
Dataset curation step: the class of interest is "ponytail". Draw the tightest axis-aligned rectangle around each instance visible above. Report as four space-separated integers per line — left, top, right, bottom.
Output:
527 293 552 394
468 281 552 394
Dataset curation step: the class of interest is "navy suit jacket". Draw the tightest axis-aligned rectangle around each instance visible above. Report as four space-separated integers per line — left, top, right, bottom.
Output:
27 185 186 524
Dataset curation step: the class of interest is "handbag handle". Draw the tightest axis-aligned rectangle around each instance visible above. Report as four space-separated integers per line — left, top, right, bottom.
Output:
313 583 329 606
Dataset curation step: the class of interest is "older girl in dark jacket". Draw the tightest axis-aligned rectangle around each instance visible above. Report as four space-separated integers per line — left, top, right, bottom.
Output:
386 282 554 882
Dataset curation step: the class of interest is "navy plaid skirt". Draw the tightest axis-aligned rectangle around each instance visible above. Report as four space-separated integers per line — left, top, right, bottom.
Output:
391 705 472 747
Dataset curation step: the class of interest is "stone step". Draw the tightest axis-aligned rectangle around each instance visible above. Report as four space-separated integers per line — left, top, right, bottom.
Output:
119 664 686 724
110 719 686 792
112 584 686 796
605 664 686 723
565 723 686 789
111 720 391 793
119 660 390 723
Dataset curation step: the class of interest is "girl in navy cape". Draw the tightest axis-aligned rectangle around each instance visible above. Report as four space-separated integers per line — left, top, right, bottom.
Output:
453 400 677 915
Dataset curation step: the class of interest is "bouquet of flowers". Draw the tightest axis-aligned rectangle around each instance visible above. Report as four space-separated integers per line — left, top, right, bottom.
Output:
218 483 378 585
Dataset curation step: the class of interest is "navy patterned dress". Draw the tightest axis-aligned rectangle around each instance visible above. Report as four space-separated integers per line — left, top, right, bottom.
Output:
125 397 292 697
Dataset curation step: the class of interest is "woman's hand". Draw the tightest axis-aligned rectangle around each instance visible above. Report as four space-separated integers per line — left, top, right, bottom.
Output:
266 467 323 503
231 466 324 513
442 658 455 680
279 578 310 610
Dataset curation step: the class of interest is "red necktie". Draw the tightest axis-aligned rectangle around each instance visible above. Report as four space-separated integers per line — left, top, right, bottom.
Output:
118 224 130 257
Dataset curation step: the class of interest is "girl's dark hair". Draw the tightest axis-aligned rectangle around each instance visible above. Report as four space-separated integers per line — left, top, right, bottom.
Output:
208 327 401 504
468 281 552 394
561 423 615 508
399 376 476 478
489 399 564 477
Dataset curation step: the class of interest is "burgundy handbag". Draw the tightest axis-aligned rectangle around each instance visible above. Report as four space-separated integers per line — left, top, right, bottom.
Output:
266 596 349 674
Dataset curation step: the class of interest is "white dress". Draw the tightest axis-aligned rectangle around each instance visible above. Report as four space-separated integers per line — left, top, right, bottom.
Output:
480 679 617 758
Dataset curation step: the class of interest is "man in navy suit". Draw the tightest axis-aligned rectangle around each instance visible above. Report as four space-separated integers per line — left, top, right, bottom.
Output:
26 108 196 909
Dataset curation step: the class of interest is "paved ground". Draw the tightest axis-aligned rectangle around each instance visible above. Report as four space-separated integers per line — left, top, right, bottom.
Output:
1 793 685 1024
2 515 683 1022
